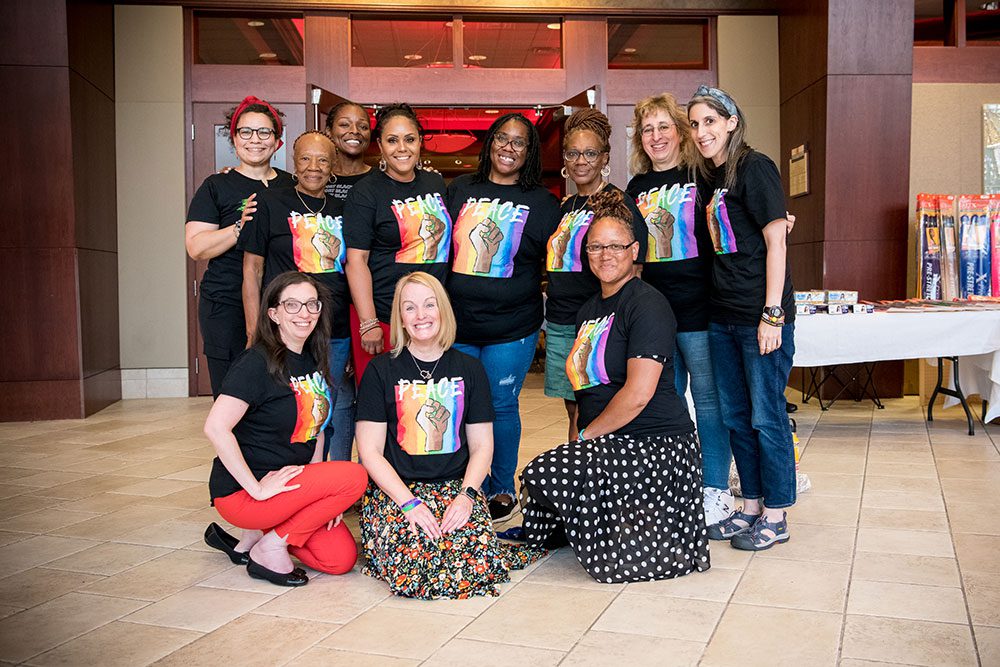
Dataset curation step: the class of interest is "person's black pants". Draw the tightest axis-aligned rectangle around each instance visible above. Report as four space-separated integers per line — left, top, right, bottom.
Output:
198 297 246 398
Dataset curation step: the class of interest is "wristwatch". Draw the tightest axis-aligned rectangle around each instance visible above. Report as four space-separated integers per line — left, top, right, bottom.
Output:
761 305 785 327
462 486 478 501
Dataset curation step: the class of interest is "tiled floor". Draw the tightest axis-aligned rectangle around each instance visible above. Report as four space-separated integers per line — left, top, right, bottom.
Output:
0 374 997 666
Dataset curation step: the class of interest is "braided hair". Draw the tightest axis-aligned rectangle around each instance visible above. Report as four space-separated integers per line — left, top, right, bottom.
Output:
587 189 635 242
564 108 612 152
473 113 542 192
373 103 423 140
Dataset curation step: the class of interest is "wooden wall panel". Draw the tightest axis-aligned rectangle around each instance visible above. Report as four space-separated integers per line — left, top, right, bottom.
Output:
0 0 68 67
780 78 826 245
776 0 826 102
606 70 716 106
822 240 907 301
70 71 118 253
78 248 120 380
303 13 350 95
0 380 83 421
83 368 121 417
787 239 822 293
191 65 306 103
827 0 913 75
913 46 1000 84
348 67 568 106
66 0 114 98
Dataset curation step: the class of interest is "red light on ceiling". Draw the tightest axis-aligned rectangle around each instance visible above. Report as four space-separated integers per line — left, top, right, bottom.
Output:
423 133 477 153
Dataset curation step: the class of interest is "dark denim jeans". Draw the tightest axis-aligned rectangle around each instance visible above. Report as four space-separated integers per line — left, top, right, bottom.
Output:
324 337 356 462
453 331 539 498
708 321 796 508
675 330 732 490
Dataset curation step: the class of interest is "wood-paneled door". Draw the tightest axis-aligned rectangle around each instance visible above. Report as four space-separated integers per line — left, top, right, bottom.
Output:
186 102 305 396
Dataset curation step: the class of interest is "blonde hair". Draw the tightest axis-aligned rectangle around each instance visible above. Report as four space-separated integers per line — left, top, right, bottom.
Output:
389 272 457 357
628 93 700 178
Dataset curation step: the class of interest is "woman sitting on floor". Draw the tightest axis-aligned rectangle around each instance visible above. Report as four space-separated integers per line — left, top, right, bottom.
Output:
519 190 710 584
203 271 367 587
355 271 545 599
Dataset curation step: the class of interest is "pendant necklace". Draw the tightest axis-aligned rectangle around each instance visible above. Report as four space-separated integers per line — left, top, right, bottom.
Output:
410 350 442 381
295 188 327 216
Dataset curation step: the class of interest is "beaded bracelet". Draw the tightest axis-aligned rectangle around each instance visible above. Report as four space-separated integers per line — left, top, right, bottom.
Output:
359 318 380 335
400 498 423 513
760 313 785 327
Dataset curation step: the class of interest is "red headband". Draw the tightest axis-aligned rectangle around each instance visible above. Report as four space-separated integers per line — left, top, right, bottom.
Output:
230 95 284 150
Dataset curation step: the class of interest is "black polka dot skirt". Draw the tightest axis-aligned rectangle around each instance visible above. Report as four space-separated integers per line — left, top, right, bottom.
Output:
519 431 710 584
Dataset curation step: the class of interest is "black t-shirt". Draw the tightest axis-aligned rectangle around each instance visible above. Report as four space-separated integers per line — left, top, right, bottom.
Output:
544 183 648 327
356 348 494 483
707 151 794 325
324 170 373 203
240 187 350 339
626 168 715 332
209 346 332 500
187 169 295 306
343 170 452 322
570 278 693 437
445 174 561 344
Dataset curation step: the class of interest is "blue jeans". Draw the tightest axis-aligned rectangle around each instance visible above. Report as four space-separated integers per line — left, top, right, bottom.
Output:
708 322 796 508
675 330 732 491
324 337 356 462
453 331 539 498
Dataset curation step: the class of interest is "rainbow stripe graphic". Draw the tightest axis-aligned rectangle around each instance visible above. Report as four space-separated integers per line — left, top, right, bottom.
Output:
289 371 331 443
566 314 614 391
395 378 465 456
546 209 594 272
634 183 698 262
288 212 345 274
707 189 738 255
452 198 531 277
391 193 452 264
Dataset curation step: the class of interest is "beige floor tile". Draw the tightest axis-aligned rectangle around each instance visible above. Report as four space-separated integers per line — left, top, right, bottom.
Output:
378 589 504 617
798 454 866 475
0 604 23 620
427 638 564 666
6 471 94 489
866 450 935 466
123 584 272 632
862 489 945 512
591 592 723 643
150 613 336 667
787 495 860 527
852 551 961 587
847 579 968 623
936 460 1000 481
113 519 206 549
293 647 417 667
253 570 390 624
953 534 1000 574
0 567 104 608
734 558 849 613
33 475 140 500
701 604 841 667
4 508 98 534
26 620 200 667
941 477 996 505
932 443 1000 461
807 472 864 498
705 543 754 570
160 464 211 483
522 547 625 592
859 507 949 532
320 605 469 660
0 494 66 521
81 549 232 601
52 492 139 515
839 660 925 667
863 475 941 494
841 615 977 666
962 572 1000 627
625 565 741 602
863 460 939 478
197 564 296 595
974 626 1000 667
110 478 201 498
947 501 1000 535
0 535 98 575
138 485 210 511
0 484 30 500
115 456 207 479
560 630 703 667
460 582 616 651
0 592 147 663
856 527 954 558
0 531 27 548
50 505 184 541
756 523 856 564
44 541 170 576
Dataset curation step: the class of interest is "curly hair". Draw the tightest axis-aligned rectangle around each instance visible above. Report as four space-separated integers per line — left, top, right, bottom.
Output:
564 108 612 152
628 93 700 178
473 113 543 192
222 102 284 147
587 189 635 242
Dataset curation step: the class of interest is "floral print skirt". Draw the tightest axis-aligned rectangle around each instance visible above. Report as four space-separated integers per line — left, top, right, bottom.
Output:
361 479 546 599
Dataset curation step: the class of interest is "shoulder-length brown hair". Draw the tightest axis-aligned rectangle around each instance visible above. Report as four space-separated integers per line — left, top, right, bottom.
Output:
389 272 457 358
255 271 332 385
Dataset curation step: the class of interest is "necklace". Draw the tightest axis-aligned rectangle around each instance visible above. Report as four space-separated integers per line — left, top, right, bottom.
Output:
410 349 442 380
295 187 327 216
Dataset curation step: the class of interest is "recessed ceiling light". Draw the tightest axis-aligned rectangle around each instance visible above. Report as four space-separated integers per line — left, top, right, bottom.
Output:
463 163 472 168
247 20 265 28
623 47 637 54
484 109 499 114
258 52 277 59
403 53 423 61
467 54 487 61
547 23 561 30
454 159 463 165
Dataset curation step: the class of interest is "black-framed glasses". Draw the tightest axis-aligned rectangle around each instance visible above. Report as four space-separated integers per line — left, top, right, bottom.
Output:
494 132 528 152
584 241 636 255
563 149 605 163
640 122 676 137
236 126 276 141
278 299 322 314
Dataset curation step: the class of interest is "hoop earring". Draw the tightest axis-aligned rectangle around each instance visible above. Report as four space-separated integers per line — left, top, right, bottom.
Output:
291 173 298 183
601 164 611 179
328 173 338 185
560 166 568 179
379 158 387 172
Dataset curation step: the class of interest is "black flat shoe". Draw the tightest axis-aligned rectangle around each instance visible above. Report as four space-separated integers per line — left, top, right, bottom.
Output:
246 556 309 587
204 522 249 565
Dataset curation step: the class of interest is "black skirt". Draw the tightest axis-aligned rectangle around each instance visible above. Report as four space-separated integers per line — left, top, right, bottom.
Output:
519 431 710 584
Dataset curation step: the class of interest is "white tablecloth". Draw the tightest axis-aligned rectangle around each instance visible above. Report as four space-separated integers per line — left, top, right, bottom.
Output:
792 311 1000 422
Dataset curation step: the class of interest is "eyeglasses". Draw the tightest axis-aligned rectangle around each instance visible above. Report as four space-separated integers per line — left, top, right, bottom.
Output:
640 123 676 137
563 149 605 163
235 126 277 141
584 241 636 255
277 299 322 314
493 133 528 152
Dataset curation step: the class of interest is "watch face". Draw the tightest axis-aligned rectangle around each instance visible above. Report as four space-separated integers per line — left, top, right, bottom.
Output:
764 306 784 317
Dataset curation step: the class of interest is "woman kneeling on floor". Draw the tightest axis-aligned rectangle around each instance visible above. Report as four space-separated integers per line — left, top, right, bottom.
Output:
356 272 545 599
203 271 368 587
519 190 710 584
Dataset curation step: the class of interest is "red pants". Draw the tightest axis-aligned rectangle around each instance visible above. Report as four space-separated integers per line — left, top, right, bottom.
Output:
214 461 367 575
349 305 391 388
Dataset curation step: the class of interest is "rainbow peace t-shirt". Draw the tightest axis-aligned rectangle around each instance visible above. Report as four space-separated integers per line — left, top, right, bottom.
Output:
452 197 531 277
634 182 699 262
706 188 738 255
566 313 614 391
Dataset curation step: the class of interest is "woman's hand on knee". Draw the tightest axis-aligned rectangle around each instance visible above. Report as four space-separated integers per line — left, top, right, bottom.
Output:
440 494 474 534
253 465 304 501
404 501 442 539
327 513 344 531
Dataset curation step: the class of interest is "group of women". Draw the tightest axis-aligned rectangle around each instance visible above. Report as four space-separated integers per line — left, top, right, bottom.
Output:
185 84 797 596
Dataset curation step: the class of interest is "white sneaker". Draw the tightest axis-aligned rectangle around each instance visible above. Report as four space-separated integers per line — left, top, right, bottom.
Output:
703 487 735 527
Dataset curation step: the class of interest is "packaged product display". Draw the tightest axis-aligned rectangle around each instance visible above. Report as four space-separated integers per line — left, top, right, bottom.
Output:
918 193 942 300
991 196 1000 296
958 195 992 297
939 195 960 300
826 290 858 304
917 192 997 300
